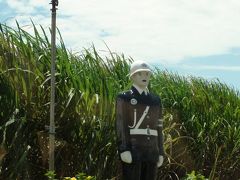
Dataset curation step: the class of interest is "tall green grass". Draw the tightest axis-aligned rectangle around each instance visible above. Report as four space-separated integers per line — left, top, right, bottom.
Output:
0 22 132 179
152 71 240 179
0 22 240 179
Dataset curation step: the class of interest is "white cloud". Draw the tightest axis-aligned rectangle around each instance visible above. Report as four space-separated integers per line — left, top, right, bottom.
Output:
6 0 49 13
181 65 240 72
4 0 240 64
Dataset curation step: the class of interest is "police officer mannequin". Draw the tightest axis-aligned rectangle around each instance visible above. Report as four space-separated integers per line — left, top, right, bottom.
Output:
116 61 164 180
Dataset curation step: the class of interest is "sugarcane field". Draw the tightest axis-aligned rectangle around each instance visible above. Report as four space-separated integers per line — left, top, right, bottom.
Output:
1 1 240 180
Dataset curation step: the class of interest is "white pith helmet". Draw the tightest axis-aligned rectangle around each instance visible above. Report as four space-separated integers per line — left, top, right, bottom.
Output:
129 60 152 78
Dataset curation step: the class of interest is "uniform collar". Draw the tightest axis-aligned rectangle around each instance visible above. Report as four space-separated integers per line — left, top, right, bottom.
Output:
132 84 149 95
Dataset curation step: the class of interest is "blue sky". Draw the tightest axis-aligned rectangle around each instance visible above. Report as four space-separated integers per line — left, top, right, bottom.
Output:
0 0 240 91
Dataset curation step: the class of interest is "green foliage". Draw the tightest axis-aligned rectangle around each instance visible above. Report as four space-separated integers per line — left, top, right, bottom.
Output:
0 21 240 180
152 71 240 179
75 172 96 180
45 170 57 180
45 171 96 180
0 21 130 179
183 170 207 180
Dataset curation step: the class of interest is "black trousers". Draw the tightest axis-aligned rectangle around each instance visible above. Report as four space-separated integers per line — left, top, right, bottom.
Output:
121 161 157 180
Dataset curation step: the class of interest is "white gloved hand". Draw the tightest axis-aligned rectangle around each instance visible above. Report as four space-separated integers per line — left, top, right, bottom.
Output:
120 151 132 164
157 155 164 167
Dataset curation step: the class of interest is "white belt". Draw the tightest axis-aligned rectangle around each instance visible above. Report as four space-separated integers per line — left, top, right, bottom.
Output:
130 129 158 136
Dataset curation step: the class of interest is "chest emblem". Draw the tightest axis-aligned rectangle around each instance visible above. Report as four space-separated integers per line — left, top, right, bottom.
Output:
130 98 137 105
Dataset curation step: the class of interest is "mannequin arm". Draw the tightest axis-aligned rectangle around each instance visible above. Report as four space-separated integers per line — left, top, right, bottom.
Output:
116 97 130 153
157 98 165 156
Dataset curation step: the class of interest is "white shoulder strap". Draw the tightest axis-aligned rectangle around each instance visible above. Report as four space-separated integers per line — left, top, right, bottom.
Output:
134 106 150 129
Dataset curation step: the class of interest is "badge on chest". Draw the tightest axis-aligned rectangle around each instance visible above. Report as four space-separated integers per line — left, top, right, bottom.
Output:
130 98 137 105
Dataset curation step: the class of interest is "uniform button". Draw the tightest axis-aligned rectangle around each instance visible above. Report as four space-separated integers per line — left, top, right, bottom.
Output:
147 116 150 118
147 137 150 140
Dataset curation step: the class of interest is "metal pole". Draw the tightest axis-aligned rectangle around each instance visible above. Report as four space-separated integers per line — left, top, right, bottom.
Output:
49 0 58 171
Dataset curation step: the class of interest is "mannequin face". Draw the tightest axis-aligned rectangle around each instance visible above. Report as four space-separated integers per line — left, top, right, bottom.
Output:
131 71 151 89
